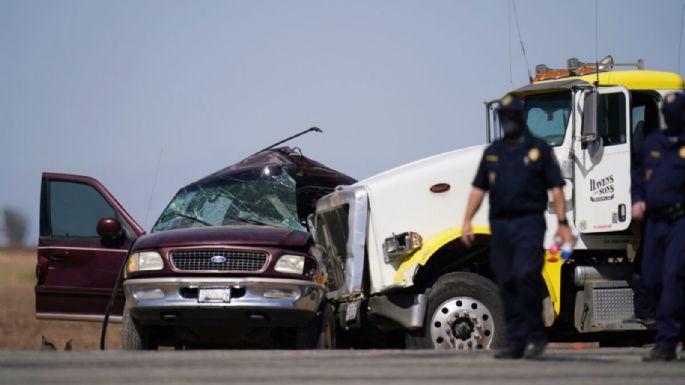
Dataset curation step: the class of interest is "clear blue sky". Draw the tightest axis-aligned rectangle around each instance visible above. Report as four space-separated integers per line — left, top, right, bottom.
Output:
1 0 683 244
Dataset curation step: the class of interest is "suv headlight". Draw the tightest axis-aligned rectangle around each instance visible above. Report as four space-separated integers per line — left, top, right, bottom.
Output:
127 251 164 273
274 254 305 274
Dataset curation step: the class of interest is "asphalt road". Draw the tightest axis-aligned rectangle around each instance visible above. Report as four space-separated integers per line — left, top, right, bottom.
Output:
1 348 684 385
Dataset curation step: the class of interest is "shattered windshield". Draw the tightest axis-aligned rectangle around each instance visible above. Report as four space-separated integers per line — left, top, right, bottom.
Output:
151 167 306 232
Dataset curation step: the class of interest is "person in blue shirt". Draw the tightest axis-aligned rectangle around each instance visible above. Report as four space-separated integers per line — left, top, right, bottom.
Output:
632 91 685 362
461 94 574 359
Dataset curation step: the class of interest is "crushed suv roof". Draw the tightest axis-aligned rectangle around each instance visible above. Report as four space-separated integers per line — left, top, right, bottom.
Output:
152 147 356 232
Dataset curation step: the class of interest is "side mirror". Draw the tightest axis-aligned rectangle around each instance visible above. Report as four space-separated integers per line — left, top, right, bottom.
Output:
306 213 317 241
581 91 598 143
97 217 123 239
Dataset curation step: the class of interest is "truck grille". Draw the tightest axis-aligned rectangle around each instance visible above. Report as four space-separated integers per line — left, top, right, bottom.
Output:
170 250 268 272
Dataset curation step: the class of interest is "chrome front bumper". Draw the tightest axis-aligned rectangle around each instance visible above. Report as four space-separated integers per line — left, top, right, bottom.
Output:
123 277 325 326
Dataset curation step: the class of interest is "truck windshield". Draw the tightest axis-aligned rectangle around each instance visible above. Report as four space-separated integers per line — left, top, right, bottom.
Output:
151 168 306 232
524 92 572 146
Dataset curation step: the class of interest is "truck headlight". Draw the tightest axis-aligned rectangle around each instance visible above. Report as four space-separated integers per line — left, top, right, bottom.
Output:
127 251 164 273
383 231 423 263
274 254 305 274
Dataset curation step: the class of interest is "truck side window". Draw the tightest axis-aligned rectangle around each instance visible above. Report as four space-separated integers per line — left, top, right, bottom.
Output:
597 93 627 146
49 181 116 237
630 92 660 156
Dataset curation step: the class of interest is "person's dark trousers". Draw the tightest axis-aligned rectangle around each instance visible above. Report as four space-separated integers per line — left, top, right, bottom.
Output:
489 213 547 348
641 216 685 350
632 274 657 319
632 240 657 319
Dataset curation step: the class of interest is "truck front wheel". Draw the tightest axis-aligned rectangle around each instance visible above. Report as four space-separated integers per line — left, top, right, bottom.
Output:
121 305 158 350
406 272 505 350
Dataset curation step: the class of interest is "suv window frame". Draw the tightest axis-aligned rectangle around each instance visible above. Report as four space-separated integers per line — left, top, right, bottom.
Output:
46 180 118 238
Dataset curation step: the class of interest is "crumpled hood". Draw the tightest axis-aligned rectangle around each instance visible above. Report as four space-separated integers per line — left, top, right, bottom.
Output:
134 225 310 250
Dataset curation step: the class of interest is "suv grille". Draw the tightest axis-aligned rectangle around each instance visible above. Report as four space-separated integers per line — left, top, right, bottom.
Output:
170 250 268 272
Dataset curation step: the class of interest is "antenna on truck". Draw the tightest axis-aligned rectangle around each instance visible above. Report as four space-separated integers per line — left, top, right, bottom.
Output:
595 0 600 86
508 0 512 90
679 3 685 74
251 126 323 156
511 0 533 83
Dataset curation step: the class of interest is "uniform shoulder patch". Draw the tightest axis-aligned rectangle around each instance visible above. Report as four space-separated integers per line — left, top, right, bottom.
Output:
528 147 540 162
485 154 498 162
650 150 661 158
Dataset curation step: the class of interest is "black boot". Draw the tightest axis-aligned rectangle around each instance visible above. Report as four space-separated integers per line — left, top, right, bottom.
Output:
622 316 656 327
642 346 677 362
494 345 525 359
523 340 547 359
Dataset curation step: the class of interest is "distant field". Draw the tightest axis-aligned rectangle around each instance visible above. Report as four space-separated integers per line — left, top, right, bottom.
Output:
0 248 122 351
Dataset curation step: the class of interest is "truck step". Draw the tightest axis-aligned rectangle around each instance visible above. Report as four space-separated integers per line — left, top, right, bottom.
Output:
574 280 648 333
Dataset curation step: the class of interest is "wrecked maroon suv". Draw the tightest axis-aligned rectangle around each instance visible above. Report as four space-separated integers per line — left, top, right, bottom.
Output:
36 147 354 349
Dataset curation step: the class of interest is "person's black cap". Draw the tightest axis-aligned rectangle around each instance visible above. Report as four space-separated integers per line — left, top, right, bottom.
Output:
499 94 525 113
661 91 685 134
662 91 685 116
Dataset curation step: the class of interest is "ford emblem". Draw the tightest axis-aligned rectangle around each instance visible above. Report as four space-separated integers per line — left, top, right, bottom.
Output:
210 255 227 263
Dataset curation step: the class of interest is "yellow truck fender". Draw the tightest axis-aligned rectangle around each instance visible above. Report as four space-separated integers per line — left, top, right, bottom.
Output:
393 225 563 317
392 225 491 285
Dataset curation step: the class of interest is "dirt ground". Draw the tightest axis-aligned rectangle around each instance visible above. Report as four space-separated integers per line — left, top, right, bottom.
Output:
0 248 122 351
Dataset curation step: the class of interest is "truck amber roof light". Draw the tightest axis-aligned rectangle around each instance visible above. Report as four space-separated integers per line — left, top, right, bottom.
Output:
533 55 645 83
535 64 552 76
533 67 571 82
567 58 581 71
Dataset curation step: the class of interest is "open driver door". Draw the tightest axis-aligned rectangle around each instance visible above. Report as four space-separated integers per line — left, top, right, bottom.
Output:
36 173 143 322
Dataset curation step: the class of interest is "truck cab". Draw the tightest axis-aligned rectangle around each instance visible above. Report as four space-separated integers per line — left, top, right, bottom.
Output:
314 56 684 349
36 147 354 349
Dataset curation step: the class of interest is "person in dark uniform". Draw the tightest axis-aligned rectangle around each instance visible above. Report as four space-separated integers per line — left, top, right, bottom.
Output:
625 99 660 327
632 91 685 362
461 94 574 359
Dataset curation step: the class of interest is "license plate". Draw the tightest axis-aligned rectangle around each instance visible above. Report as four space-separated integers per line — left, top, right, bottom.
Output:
198 288 231 303
345 301 359 322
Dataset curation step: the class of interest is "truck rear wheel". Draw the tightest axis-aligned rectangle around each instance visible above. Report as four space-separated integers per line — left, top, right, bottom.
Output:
406 272 504 350
121 305 158 350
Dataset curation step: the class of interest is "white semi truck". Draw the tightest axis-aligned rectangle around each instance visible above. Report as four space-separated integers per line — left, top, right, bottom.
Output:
312 56 684 349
